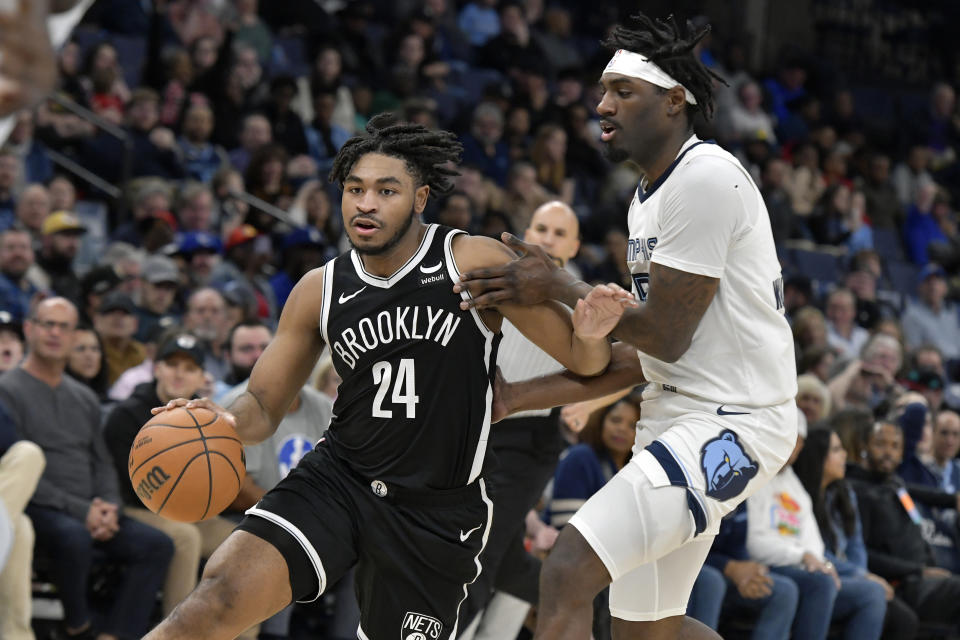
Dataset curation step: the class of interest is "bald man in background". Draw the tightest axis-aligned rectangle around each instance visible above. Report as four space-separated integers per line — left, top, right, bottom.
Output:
458 201 583 639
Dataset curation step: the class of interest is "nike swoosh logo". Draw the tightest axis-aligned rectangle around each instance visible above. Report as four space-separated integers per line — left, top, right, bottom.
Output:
717 405 751 416
459 524 482 542
420 261 443 274
338 287 367 304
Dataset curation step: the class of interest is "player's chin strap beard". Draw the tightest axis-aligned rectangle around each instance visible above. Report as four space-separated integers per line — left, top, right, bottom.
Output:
351 207 417 257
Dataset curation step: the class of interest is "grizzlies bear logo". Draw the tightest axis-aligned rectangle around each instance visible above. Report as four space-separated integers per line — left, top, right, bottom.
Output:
700 430 758 501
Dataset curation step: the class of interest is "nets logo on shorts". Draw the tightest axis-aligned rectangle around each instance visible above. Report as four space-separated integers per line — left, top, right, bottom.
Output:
401 611 442 639
700 430 758 501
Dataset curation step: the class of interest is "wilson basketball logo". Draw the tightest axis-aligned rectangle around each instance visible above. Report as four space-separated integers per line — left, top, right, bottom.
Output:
135 465 171 503
402 611 441 639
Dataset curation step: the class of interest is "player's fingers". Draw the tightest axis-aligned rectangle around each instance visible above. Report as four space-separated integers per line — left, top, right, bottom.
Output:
459 289 511 310
500 232 532 256
458 265 509 283
454 275 508 296
589 284 614 298
185 398 238 427
606 283 635 299
151 397 191 414
455 277 510 300
185 396 229 414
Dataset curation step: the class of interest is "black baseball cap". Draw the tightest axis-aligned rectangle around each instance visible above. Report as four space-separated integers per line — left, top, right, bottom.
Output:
81 264 122 298
98 291 136 315
156 333 205 368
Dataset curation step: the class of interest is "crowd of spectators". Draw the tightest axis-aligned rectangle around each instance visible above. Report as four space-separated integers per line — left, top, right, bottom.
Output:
1 0 960 639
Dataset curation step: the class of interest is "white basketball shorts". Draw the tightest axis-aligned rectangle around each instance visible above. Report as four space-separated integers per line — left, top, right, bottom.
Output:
568 389 797 621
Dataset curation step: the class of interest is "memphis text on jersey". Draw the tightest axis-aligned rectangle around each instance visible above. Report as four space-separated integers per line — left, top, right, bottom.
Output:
331 305 462 370
628 233 786 312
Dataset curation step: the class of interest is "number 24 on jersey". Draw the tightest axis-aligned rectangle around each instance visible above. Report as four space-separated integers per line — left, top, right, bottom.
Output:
372 359 419 418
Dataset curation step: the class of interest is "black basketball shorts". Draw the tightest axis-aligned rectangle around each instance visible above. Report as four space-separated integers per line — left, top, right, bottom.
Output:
236 441 493 640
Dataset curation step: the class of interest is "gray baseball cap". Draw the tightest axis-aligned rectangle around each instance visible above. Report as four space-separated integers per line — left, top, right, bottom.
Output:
142 255 180 285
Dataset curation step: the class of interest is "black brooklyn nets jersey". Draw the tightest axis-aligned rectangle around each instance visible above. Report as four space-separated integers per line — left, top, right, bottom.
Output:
319 224 501 490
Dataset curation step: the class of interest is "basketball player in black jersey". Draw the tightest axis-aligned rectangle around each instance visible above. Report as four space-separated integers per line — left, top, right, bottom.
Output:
143 114 633 640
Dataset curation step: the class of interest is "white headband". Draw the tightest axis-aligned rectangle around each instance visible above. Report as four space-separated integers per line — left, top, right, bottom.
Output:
604 49 697 105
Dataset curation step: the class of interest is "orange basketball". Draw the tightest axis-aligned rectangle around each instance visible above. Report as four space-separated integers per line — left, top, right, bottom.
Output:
128 406 245 523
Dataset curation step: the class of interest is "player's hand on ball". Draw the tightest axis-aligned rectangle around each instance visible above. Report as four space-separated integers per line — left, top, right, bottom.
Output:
572 283 637 340
151 397 237 429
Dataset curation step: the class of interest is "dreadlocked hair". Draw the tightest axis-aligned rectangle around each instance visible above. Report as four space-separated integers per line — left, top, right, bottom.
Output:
329 112 463 197
602 13 727 121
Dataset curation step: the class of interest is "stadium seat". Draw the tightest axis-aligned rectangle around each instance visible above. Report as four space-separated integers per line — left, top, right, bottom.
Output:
886 259 920 295
791 248 842 287
270 36 310 78
873 227 905 261
110 35 146 88
775 243 792 273
455 67 505 105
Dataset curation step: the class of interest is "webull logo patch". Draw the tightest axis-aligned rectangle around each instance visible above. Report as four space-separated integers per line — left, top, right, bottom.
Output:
402 611 442 639
135 465 171 503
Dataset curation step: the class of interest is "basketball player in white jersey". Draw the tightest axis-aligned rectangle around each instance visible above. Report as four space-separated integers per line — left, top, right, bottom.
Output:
457 13 798 640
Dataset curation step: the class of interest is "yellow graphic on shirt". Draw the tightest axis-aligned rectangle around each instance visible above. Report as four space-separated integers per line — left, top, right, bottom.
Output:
772 491 801 536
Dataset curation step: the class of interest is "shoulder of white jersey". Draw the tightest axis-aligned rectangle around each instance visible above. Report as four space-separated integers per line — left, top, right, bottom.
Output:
675 144 755 188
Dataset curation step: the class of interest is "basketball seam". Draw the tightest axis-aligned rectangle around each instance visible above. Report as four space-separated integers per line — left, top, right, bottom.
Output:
186 408 215 521
156 450 212 517
129 435 241 477
207 450 243 490
139 421 219 430
145 444 243 521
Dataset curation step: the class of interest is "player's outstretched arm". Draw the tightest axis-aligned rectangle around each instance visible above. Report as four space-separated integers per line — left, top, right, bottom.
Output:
495 342 645 420
233 268 327 443
454 234 616 377
155 269 327 444
456 233 718 363
609 261 718 362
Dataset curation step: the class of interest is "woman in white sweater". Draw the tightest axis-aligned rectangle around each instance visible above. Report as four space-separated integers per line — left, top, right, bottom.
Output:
746 418 887 640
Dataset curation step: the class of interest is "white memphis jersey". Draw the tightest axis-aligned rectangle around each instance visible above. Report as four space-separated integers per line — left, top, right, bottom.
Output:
627 135 796 407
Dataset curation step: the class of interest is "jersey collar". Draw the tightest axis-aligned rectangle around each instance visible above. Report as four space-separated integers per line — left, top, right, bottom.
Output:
350 224 438 288
636 135 716 203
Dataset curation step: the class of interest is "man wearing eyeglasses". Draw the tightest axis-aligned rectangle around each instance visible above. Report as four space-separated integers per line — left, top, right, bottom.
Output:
0 297 173 640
